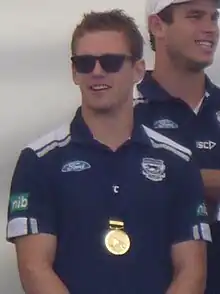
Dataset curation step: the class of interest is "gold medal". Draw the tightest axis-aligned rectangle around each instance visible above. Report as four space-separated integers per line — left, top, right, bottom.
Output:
104 220 130 255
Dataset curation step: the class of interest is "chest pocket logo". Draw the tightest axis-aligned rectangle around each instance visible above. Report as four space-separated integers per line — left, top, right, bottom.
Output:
153 119 178 129
141 157 166 182
61 160 91 172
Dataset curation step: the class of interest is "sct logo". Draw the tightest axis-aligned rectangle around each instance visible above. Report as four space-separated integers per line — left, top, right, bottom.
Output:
196 141 216 150
10 193 29 213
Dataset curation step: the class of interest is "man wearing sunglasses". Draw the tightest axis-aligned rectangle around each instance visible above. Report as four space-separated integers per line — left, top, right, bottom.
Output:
6 9 209 294
134 0 220 293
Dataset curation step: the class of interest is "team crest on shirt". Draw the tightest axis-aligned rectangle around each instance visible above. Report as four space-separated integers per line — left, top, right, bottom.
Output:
216 111 220 123
141 157 166 181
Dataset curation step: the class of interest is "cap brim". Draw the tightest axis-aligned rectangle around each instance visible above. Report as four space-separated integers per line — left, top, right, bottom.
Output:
146 0 220 18
172 0 220 8
172 0 191 3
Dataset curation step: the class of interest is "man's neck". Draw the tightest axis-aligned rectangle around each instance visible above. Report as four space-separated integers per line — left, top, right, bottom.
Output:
152 61 206 110
82 104 133 151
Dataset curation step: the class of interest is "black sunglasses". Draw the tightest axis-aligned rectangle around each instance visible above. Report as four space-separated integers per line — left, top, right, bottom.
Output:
71 54 135 73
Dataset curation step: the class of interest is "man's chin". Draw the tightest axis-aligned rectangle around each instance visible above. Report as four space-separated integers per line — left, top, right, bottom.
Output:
88 103 115 114
186 58 213 72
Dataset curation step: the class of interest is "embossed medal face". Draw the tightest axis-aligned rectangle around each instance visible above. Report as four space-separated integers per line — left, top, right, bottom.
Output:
105 229 130 255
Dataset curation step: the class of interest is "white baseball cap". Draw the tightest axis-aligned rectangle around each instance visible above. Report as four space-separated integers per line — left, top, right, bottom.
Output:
146 0 220 16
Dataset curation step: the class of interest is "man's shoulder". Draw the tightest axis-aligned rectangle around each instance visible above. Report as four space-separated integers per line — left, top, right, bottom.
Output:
211 82 220 98
142 124 192 162
206 75 220 98
25 123 71 159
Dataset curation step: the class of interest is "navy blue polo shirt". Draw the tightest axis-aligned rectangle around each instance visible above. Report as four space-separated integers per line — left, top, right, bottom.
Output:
135 71 220 169
7 107 210 294
135 71 220 293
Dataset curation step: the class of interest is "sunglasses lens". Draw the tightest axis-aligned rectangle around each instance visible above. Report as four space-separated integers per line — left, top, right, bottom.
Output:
73 55 96 73
100 55 126 73
71 54 132 73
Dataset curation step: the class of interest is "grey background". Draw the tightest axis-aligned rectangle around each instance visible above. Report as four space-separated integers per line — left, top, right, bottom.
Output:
1 1 219 293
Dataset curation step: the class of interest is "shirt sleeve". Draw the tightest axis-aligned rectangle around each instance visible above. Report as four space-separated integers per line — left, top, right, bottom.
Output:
170 157 211 244
6 148 57 242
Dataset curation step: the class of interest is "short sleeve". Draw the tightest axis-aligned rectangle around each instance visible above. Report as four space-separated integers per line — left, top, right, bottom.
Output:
6 148 57 242
170 158 211 244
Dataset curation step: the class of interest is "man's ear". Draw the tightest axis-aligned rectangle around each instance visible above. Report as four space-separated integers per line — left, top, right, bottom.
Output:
71 64 80 85
134 58 145 84
148 14 167 39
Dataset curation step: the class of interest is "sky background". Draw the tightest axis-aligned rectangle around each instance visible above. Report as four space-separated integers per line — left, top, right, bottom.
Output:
1 1 220 293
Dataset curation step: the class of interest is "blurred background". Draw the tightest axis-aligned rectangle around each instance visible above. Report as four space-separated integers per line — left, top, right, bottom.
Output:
1 1 219 293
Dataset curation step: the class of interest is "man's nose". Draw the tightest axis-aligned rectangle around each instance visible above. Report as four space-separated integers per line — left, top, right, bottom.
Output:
92 60 105 75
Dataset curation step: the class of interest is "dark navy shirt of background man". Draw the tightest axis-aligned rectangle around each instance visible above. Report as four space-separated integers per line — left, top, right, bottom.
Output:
6 106 211 294
135 70 220 292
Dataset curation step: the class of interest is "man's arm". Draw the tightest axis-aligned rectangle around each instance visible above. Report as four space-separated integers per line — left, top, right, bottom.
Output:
6 148 69 294
200 169 220 200
166 158 211 294
166 241 206 294
15 234 69 294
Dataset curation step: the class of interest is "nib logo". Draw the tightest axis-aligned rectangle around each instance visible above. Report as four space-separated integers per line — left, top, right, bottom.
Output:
10 193 29 212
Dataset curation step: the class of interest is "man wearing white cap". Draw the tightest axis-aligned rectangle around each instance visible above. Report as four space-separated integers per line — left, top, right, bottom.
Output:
135 0 220 293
